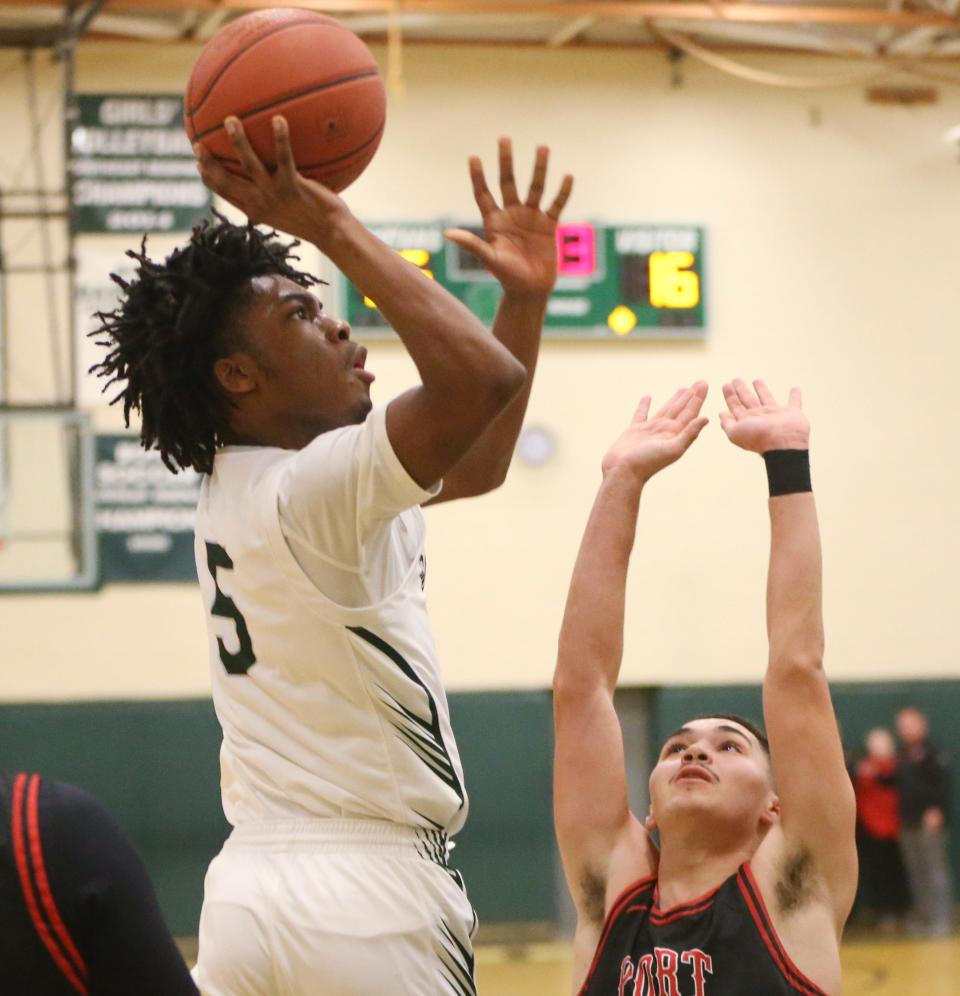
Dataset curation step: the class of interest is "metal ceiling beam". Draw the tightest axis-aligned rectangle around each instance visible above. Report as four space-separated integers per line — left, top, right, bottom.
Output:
888 24 945 53
82 11 188 38
4 0 960 30
195 9 231 38
874 0 902 50
548 15 595 45
337 12 447 30
0 7 63 25
887 0 960 52
0 26 63 46
66 0 111 42
658 19 877 55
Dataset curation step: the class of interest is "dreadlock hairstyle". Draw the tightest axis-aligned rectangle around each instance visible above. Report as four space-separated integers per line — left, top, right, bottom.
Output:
89 214 323 474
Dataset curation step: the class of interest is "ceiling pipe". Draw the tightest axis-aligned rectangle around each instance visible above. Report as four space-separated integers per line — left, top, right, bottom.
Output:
548 15 596 46
33 0 960 31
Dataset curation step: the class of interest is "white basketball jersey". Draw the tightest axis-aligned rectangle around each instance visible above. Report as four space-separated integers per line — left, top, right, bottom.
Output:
193 405 467 835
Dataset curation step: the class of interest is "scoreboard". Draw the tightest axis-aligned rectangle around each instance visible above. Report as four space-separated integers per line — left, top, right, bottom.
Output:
344 222 706 339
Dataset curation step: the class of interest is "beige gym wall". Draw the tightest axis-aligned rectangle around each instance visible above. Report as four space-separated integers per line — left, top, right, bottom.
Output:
0 40 957 699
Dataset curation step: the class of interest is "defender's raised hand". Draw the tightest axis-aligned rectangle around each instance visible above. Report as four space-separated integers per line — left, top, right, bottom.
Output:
719 378 809 454
601 381 709 483
444 138 574 299
194 115 348 241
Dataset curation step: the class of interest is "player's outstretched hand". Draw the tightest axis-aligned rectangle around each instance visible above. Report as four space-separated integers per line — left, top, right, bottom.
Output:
444 138 574 299
601 381 709 483
193 115 348 241
719 379 810 454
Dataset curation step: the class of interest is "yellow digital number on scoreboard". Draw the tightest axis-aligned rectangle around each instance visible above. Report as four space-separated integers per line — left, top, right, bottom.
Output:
364 249 435 308
398 248 434 279
649 251 700 309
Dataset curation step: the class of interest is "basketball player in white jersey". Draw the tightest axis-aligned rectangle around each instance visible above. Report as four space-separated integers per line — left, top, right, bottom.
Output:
91 114 572 995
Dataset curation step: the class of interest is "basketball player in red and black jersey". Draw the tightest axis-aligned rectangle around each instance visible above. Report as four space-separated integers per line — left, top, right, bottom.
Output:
553 380 857 995
0 772 197 995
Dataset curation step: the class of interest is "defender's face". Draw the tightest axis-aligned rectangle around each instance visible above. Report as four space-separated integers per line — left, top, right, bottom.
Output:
648 718 776 834
237 274 374 437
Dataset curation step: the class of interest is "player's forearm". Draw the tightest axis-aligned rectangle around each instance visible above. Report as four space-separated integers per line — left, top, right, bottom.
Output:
490 290 548 374
436 292 548 494
318 213 525 400
487 289 547 423
766 491 825 669
555 467 642 698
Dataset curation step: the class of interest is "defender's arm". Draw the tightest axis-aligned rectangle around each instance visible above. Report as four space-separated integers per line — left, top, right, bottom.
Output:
553 464 650 919
720 379 857 933
764 489 857 930
554 385 708 925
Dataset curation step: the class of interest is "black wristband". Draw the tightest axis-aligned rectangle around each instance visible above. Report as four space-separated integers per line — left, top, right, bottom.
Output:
763 449 811 497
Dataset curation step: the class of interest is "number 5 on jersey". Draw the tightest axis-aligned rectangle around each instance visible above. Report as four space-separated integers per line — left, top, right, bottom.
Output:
204 541 257 675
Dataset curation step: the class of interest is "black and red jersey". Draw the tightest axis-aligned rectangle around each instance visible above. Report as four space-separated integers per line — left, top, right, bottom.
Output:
0 772 198 995
578 864 829 996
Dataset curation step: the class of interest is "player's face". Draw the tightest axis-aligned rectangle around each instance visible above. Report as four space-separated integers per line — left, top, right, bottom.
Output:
648 718 777 838
232 274 375 442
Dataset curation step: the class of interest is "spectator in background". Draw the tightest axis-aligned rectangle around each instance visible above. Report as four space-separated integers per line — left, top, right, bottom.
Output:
896 706 955 937
852 728 909 931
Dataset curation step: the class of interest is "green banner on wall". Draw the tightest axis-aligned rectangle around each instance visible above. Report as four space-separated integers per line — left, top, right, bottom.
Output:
69 94 211 233
94 435 199 582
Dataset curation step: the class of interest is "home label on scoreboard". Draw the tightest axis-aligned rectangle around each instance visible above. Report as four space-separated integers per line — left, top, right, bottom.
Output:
344 222 706 340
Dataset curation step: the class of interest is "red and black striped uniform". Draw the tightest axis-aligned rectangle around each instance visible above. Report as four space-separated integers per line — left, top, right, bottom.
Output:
579 864 829 996
0 772 197 995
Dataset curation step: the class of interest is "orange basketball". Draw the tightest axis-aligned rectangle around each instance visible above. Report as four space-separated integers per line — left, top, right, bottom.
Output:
185 9 386 193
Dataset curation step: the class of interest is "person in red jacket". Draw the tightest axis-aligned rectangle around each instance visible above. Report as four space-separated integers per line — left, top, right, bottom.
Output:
852 728 909 931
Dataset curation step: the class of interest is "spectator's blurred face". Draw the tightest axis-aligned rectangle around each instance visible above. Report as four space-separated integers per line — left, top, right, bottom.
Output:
896 708 928 745
866 728 895 760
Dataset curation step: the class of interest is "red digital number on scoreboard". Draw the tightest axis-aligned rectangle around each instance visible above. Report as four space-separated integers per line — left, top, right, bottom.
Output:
556 223 596 277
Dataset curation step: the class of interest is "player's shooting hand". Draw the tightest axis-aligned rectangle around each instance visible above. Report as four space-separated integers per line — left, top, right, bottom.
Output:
601 382 709 483
193 115 349 242
444 138 574 299
719 379 810 454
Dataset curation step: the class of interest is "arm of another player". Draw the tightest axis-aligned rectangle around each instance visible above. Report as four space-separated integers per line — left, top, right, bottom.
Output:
553 384 708 930
720 379 857 934
46 781 198 995
195 116 525 490
426 140 573 504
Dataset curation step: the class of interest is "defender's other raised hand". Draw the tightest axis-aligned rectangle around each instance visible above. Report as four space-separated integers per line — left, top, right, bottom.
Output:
719 378 810 454
194 115 348 242
444 138 574 299
601 381 709 484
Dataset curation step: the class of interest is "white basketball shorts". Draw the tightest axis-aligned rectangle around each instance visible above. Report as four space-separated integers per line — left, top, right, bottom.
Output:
193 819 477 996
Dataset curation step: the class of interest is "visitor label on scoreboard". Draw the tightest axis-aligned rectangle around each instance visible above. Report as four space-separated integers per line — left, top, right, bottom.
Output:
94 435 200 583
344 223 706 339
69 95 211 233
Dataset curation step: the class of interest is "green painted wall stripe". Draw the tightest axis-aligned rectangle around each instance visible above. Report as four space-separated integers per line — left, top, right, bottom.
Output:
0 692 557 933
4 680 952 936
